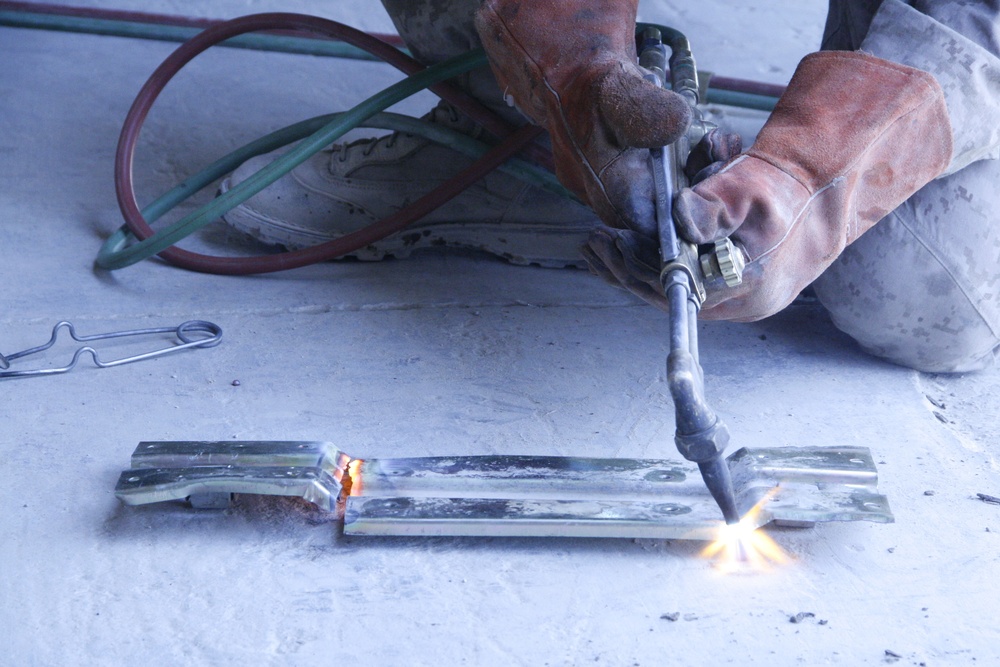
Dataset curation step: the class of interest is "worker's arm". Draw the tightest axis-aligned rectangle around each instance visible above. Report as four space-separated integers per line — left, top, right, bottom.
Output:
474 0 691 238
585 47 952 321
478 0 957 322
583 0 1000 322
857 0 1000 177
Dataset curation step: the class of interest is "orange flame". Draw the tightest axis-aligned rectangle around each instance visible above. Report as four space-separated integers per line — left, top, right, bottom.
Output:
347 459 364 496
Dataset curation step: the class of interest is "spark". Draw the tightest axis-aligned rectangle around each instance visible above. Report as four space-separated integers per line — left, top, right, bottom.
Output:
701 488 789 573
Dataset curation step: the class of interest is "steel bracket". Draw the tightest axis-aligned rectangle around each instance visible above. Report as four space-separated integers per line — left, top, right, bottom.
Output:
115 441 893 540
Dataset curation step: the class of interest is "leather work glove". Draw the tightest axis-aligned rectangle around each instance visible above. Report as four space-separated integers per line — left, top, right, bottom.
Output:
474 0 692 237
584 51 954 321
582 129 743 308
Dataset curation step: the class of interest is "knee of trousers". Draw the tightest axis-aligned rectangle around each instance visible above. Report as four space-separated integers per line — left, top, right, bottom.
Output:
812 162 1000 374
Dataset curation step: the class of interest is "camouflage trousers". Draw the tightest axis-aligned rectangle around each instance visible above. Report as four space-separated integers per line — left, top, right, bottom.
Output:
381 0 1000 372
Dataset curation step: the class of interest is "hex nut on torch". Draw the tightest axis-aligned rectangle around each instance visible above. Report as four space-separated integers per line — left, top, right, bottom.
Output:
674 421 731 462
700 238 746 287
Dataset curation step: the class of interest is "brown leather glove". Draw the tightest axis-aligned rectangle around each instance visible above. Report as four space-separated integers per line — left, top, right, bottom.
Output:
475 0 692 237
675 51 953 321
582 52 952 319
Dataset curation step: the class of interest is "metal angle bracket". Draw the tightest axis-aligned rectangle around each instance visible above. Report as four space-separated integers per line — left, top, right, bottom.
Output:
114 441 893 540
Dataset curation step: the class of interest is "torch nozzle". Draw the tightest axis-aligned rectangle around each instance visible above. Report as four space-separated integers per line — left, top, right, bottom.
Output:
697 456 741 525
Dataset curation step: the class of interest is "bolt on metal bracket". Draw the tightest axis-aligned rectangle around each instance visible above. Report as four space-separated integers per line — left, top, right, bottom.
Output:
115 441 893 540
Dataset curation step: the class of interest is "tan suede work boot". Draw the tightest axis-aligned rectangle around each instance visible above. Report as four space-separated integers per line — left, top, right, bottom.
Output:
220 101 598 267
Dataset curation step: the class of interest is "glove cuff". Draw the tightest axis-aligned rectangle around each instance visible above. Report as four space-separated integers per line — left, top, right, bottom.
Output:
750 50 952 201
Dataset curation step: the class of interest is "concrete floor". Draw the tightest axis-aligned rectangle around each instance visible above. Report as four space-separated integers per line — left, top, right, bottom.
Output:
2 1 999 665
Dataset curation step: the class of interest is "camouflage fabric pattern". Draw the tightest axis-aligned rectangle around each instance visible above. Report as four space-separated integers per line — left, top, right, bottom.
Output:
380 0 522 125
815 0 1000 372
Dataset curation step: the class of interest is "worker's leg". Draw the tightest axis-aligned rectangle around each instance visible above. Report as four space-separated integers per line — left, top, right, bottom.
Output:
813 159 1000 373
379 0 517 122
814 0 1000 372
380 0 480 63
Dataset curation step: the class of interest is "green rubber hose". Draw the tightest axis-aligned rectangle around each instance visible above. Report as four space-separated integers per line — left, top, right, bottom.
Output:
98 49 492 269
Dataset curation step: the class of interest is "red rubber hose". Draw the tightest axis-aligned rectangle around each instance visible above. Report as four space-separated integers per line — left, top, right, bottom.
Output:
0 1 406 47
114 12 549 275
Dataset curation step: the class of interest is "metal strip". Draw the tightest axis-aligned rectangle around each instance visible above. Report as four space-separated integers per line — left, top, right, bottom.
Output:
128 440 348 472
344 496 721 540
116 465 344 511
113 442 894 540
343 447 892 539
115 441 350 511
352 455 688 499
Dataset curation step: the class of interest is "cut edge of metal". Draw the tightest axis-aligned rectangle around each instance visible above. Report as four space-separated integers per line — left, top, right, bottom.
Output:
115 441 351 512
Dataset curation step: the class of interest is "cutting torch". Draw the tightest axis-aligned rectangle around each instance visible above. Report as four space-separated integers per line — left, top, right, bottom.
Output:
638 26 745 525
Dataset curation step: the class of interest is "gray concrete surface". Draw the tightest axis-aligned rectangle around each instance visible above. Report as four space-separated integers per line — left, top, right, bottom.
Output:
2 1 999 665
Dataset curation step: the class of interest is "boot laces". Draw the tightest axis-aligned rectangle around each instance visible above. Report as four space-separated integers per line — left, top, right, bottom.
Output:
332 101 466 164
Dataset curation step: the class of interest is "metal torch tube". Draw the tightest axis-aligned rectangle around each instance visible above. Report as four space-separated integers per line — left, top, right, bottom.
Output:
644 26 741 524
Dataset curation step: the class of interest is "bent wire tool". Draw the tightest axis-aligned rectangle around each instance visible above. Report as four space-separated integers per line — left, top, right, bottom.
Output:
0 320 222 378
112 26 894 541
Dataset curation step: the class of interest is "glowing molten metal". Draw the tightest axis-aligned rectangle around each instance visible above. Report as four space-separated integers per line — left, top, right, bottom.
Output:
701 490 788 572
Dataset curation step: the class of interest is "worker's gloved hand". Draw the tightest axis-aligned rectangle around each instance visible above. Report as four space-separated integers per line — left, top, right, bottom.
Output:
474 0 691 237
581 129 743 309
586 51 954 320
678 52 953 320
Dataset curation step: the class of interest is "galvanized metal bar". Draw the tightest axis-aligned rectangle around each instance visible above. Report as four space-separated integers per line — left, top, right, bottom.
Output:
344 446 891 538
128 440 348 472
116 441 350 511
352 455 689 500
116 465 345 511
114 441 894 540
344 496 724 540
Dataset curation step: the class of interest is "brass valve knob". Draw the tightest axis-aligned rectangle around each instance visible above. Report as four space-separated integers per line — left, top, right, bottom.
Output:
699 237 745 287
